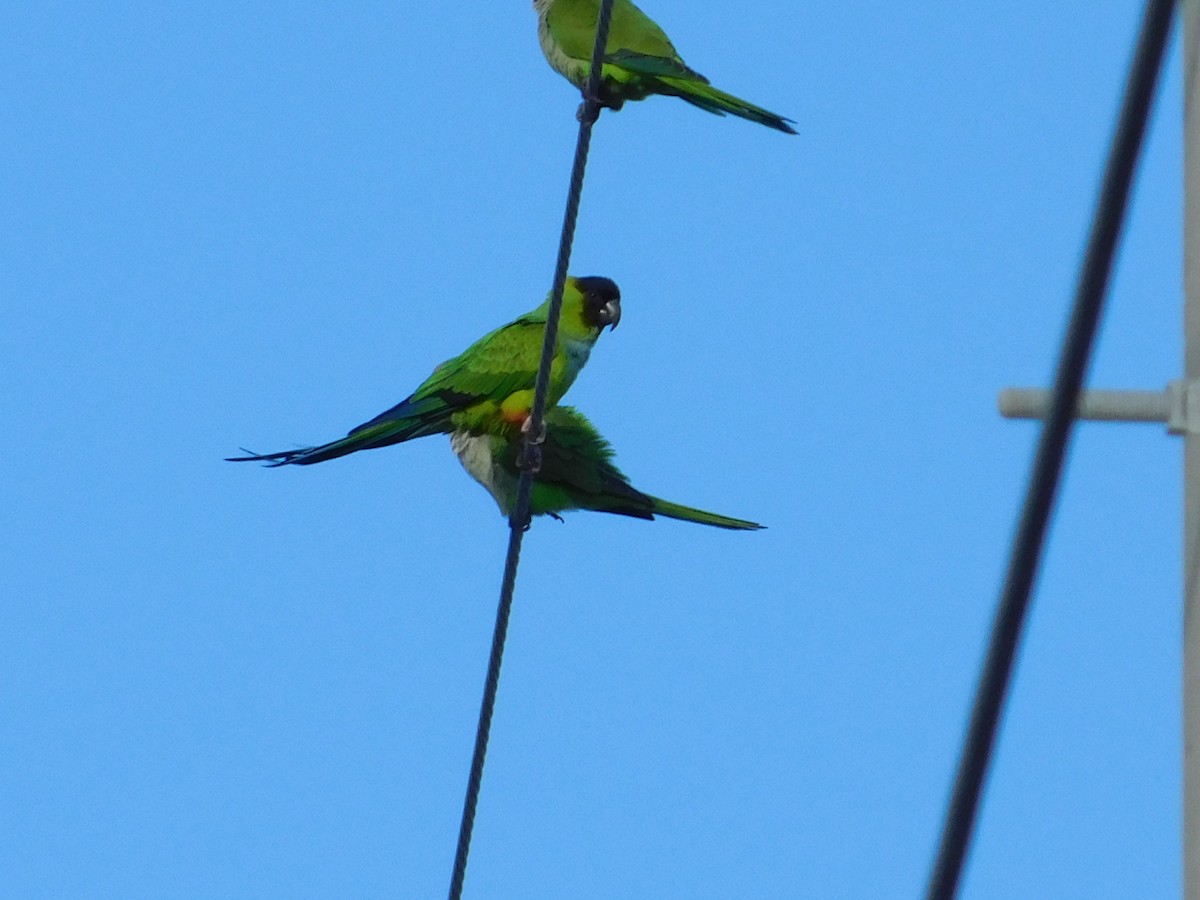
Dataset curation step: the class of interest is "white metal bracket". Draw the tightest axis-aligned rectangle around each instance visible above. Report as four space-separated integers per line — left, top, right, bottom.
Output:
997 381 1200 435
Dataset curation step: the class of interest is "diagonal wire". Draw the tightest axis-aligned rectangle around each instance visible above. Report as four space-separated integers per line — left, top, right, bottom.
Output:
447 3 616 898
925 2 1176 898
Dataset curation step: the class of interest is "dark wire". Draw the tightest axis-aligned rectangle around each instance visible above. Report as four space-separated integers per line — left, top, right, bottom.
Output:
925 2 1176 898
447 4 617 898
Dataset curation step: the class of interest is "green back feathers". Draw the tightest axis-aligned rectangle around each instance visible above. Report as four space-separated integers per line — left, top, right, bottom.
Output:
547 0 679 62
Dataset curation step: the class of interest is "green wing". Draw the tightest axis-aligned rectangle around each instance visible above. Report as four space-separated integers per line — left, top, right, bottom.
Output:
547 0 680 62
605 49 706 82
526 406 654 518
228 313 550 467
348 312 548 441
528 408 763 528
410 315 545 410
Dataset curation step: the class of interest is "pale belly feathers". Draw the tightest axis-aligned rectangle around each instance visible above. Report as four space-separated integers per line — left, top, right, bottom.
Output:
451 432 516 516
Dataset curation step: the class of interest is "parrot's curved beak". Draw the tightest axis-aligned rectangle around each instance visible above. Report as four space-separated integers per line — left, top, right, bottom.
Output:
603 298 621 330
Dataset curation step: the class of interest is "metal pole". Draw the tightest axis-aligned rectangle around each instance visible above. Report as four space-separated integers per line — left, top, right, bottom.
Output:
1184 2 1200 896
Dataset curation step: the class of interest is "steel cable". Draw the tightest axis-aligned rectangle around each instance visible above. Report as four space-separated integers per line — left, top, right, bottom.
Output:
447 3 617 897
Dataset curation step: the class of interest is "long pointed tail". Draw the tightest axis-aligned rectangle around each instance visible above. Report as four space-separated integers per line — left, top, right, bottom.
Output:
656 76 796 134
224 422 421 466
649 496 764 530
226 398 447 467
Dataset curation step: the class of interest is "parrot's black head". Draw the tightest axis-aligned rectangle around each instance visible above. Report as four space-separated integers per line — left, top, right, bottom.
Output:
576 276 621 331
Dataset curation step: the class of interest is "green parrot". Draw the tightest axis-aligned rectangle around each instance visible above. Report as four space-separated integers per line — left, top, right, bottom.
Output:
453 405 764 529
228 276 622 467
532 0 796 134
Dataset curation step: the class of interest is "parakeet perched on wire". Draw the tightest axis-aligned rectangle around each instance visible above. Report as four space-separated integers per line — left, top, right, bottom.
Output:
453 405 764 529
228 276 622 467
532 0 796 134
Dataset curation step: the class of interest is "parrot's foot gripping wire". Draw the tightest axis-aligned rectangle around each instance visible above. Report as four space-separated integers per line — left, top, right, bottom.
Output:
520 415 548 445
575 99 602 125
518 442 543 476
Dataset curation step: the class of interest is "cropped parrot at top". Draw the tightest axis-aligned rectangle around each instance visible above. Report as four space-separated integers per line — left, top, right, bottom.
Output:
452 405 764 530
227 276 621 467
532 0 796 134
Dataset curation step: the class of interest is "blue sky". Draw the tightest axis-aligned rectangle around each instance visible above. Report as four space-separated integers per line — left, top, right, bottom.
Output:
2 2 1183 897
